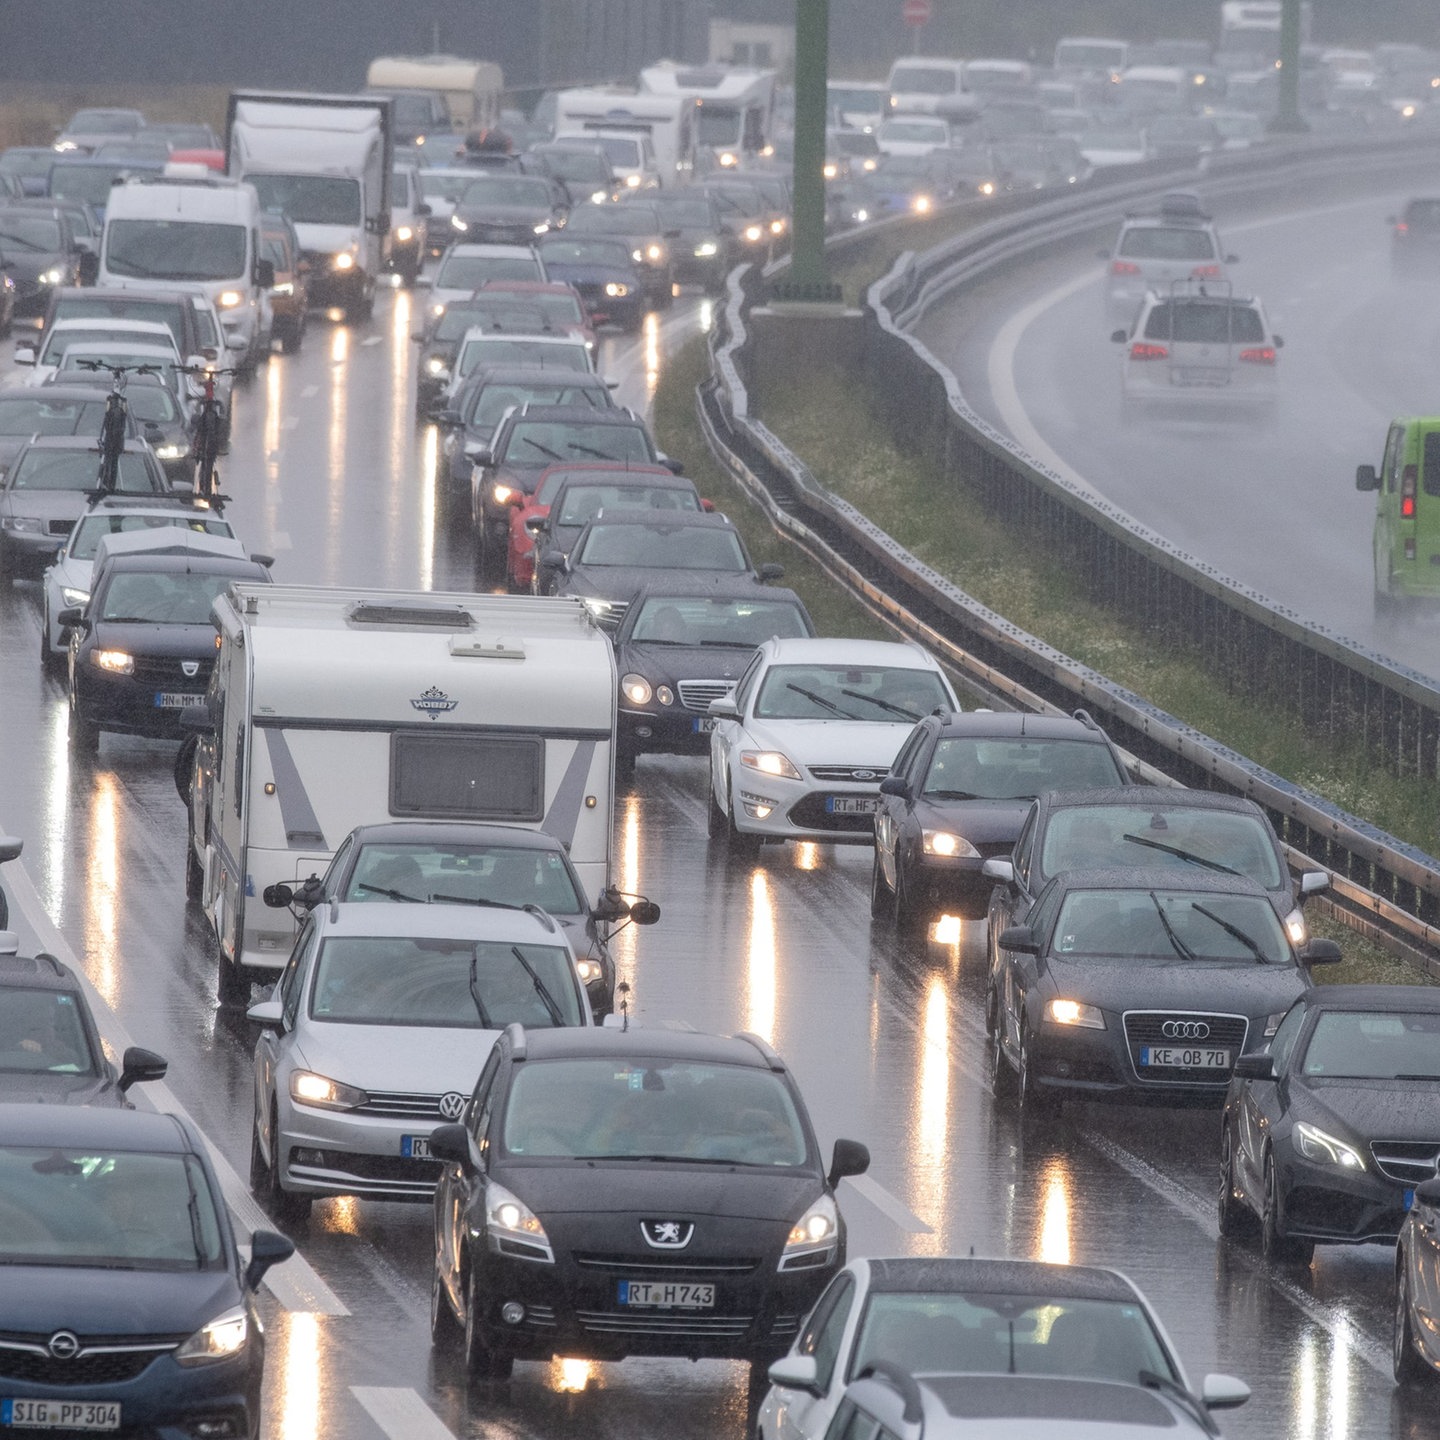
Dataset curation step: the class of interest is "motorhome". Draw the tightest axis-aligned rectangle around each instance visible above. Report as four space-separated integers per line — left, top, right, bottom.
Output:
186 587 618 1000
638 62 777 170
365 55 504 142
552 87 698 185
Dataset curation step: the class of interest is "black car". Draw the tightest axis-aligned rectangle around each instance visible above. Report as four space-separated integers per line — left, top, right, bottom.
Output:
535 236 646 331
0 1104 292 1438
629 189 732 289
428 1025 870 1379
65 547 272 751
989 868 1342 1118
448 173 570 247
412 296 519 416
0 204 83 316
40 286 223 368
563 202 676 308
44 370 193 482
873 710 1131 930
0 933 168 1105
1221 984 1440 1265
522 142 619 207
261 820 660 1018
0 382 158 477
1391 197 1440 278
1397 1170 1440 1383
541 510 782 632
613 580 814 785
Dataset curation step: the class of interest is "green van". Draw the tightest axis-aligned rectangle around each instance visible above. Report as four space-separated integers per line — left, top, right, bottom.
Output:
1356 418 1440 614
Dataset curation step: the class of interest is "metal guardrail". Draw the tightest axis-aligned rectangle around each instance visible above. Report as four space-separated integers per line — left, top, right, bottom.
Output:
697 135 1440 970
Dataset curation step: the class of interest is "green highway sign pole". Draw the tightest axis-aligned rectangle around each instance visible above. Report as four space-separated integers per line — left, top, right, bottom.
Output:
785 0 834 298
1269 0 1307 133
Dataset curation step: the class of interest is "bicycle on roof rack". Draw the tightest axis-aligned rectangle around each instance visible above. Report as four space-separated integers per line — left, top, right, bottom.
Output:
74 358 165 496
177 364 242 507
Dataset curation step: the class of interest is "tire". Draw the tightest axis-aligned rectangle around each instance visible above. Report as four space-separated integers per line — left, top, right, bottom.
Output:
67 692 99 754
892 858 923 935
1018 1032 1059 1121
707 777 728 839
726 794 762 860
184 839 204 902
252 1104 312 1224
218 950 252 1007
39 613 62 677
280 322 303 356
431 1262 464 1351
463 1266 513 1381
1217 1126 1250 1238
988 992 1017 1098
1375 581 1403 621
1261 1153 1313 1265
869 850 894 919
1395 1264 1436 1384
174 734 198 805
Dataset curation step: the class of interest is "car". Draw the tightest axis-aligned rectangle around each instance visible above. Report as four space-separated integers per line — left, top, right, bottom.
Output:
1102 191 1236 328
875 116 954 156
53 106 147 153
39 284 229 371
613 580 815 784
260 211 308 355
259 819 660 1017
569 130 663 192
563 200 676 307
9 195 101 278
521 140 620 206
420 241 547 313
1221 984 1440 1265
873 709 1131 930
0 203 83 316
387 161 429 286
246 901 595 1220
1396 1171 1440 1383
983 787 1331 970
145 122 222 151
14 315 182 387
701 178 788 256
989 867 1342 1118
417 167 489 253
46 155 166 224
534 235 646 330
0 834 20 929
707 637 961 857
0 434 169 577
1390 197 1440 277
446 171 570 246
412 295 523 415
0 1102 293 1439
474 278 596 348
0 381 155 476
860 153 963 216
45 368 193 482
757 1256 1250 1440
1112 286 1282 417
0 931 168 1105
0 146 61 197
64 541 272 751
38 497 236 668
445 327 594 402
427 1024 871 1380
1356 417 1440 615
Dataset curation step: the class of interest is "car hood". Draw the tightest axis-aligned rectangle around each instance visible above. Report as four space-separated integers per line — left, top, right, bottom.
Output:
744 716 915 770
617 641 754 686
911 795 1031 844
565 565 747 604
293 1023 501 1096
0 1071 120 1106
0 1265 236 1337
1042 956 1307 1018
0 251 66 282
541 262 634 287
85 620 226 656
1294 1077 1440 1143
455 203 551 226
1 489 93 524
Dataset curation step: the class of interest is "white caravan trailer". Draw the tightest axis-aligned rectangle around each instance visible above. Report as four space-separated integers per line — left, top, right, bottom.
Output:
186 586 617 1000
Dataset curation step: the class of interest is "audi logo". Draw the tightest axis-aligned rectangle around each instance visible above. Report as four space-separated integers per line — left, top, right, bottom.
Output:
1161 1020 1210 1040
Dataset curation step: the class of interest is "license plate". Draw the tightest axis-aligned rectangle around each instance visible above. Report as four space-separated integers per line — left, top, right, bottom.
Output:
1139 1046 1230 1069
1 1400 121 1431
1405 1187 1416 1211
826 796 881 815
691 716 718 733
1173 368 1229 387
154 691 204 709
618 1281 715 1308
401 1135 431 1159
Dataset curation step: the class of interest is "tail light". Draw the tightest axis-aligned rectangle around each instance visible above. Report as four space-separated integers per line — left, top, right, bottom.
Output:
1110 260 1141 275
1396 221 1409 233
1192 264 1222 278
1129 342 1168 360
1238 347 1276 365
1402 464 1417 519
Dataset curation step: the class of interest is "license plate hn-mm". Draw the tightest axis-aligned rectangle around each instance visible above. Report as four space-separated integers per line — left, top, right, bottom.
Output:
1 1399 121 1431
1139 1046 1230 1070
617 1280 715 1308
154 691 203 709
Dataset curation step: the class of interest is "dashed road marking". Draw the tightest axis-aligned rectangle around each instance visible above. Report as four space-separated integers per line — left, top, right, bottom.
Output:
843 1173 933 1234
352 1387 458 1439
300 384 320 398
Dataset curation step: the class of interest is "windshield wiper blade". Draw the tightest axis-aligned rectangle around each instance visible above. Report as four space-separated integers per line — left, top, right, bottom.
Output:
181 1159 207 1270
1139 1371 1219 1437
521 438 563 460
838 686 921 720
785 681 857 719
355 881 422 902
1122 831 1241 876
509 944 565 1025
430 892 518 909
467 948 494 1028
924 788 978 800
1150 891 1197 962
577 1152 760 1165
1191 903 1269 964
1394 1073 1440 1081
567 444 615 460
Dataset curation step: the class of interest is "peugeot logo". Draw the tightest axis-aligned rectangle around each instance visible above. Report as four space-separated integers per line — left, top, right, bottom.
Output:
1161 1020 1210 1040
46 1332 80 1361
181 660 199 678
437 1092 467 1121
641 1220 694 1249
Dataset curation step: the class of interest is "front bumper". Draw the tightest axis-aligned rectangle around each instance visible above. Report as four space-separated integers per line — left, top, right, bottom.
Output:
619 706 714 757
1276 1139 1413 1244
278 1097 447 1202
1 522 70 572
72 665 208 740
300 254 368 308
729 779 882 846
901 850 1011 919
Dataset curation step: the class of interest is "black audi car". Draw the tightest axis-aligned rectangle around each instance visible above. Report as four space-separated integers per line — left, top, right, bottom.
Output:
0 1104 292 1438
448 173 570 247
0 204 82 318
428 1025 869 1380
1221 984 1440 1265
535 236 646 331
613 580 814 785
988 868 1341 1118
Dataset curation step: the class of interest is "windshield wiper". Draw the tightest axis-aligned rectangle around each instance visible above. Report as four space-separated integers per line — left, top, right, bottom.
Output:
1191 903 1269 964
1139 1371 1219 1438
695 638 755 648
467 948 494 1028
924 788 978 800
838 687 922 720
785 681 858 719
520 438 563 460
181 1159 207 1271
430 892 519 909
577 1152 762 1165
1149 891 1196 961
1122 832 1241 876
355 881 422 903
0 236 45 253
567 444 617 460
509 945 565 1025
1394 1073 1440 1081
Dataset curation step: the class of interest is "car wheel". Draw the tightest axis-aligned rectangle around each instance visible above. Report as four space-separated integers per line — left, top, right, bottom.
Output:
1018 1032 1059 1121
869 850 894 918
1217 1126 1251 1238
892 858 923 935
280 323 303 356
1261 1153 1312 1266
174 734 198 805
1395 1263 1436 1383
39 614 62 677
254 1103 312 1224
1374 580 1403 620
463 1265 513 1380
67 691 99 754
726 794 762 860
184 836 204 903
707 775 728 839
218 949 252 1006
431 1262 464 1351
987 991 1017 1098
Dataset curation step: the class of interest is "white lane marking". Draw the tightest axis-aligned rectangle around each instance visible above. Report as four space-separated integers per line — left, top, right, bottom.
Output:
0 842 348 1317
362 335 383 347
352 1387 459 1440
842 1173 933 1234
300 384 319 398
282 415 299 430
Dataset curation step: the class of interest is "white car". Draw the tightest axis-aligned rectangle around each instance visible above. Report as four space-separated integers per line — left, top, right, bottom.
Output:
39 499 237 667
51 344 189 418
246 901 593 1220
419 241 547 316
876 116 954 157
442 326 594 400
1101 191 1233 329
707 637 960 856
13 317 180 388
757 1255 1249 1440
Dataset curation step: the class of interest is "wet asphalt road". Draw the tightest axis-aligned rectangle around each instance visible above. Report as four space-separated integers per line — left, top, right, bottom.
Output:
0 249 1436 1439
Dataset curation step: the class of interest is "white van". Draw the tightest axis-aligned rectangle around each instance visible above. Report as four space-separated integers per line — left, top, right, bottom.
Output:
885 57 980 122
1118 66 1193 114
186 586 618 1001
99 176 272 370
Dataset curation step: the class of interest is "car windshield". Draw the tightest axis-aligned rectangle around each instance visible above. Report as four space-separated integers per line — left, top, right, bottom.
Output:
708 184 765 213
458 339 587 375
833 132 881 156
1083 129 1147 151
1050 887 1291 963
923 737 1124 800
555 483 695 526
460 176 554 207
421 172 478 203
830 87 886 114
577 524 745 570
308 937 583 1029
0 396 103 437
0 151 57 178
0 216 61 251
630 595 810 646
502 1057 809 1165
648 198 714 226
852 1292 1176 1385
97 570 239 623
49 164 126 206
590 136 641 166
504 422 649 465
104 219 246 281
891 67 960 95
535 151 610 182
69 513 231 560
1118 225 1217 260
68 111 140 135
245 173 361 226
881 121 946 143
467 384 607 428
1299 1011 1440 1080
537 239 631 268
341 843 585 913
1040 805 1284 886
54 298 186 349
569 207 659 237
11 450 156 493
1143 302 1266 344
0 989 97 1075
0 1146 225 1271
437 253 543 289
59 350 176 380
754 663 949 721
695 108 741 147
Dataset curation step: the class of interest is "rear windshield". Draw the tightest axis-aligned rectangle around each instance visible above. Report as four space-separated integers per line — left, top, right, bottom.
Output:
0 215 61 251
1118 225 1217 261
465 384 608 429
458 339 588 375
1142 302 1265 344
504 422 650 466
436 253 544 289
69 512 232 559
891 66 960 95
341 843 584 913
11 449 156 493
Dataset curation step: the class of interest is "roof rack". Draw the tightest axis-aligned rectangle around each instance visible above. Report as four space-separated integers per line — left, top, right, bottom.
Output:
735 1031 786 1072
856 1361 925 1423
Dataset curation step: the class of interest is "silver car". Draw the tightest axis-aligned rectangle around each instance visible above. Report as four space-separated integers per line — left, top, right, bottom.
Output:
1103 191 1236 329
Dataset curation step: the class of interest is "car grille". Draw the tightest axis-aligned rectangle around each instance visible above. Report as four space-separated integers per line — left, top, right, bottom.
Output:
131 656 214 689
1370 1141 1440 1186
676 679 734 713
355 1090 447 1120
46 519 75 537
771 1314 803 1341
469 223 537 245
0 1334 181 1386
573 1254 760 1276
575 1311 754 1338
808 765 888 782
1122 1012 1248 1083
786 795 877 834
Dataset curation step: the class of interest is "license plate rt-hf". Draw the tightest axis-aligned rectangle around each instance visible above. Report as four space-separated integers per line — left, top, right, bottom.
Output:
1 1399 121 1431
618 1280 715 1309
1139 1046 1230 1069
826 796 881 815
401 1135 431 1159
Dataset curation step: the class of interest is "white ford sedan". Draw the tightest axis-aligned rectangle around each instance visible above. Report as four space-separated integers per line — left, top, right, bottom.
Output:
706 637 959 857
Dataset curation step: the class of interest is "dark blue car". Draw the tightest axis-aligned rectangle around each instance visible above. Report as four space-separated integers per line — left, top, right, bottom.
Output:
536 234 645 332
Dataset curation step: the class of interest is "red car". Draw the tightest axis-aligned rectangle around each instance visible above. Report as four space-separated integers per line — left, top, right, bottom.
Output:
476 279 598 352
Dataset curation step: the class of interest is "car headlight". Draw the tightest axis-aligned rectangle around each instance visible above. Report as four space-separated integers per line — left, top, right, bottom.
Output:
40 267 64 286
175 1306 249 1367
533 221 551 235
333 251 356 268
719 151 738 168
153 443 186 460
656 685 673 706
854 208 870 222
694 241 719 257
395 225 414 242
631 248 645 263
604 282 630 297
1 516 44 533
485 1180 554 1261
862 157 878 171
271 280 294 296
646 243 663 260
216 290 243 309
575 957 604 984
624 173 641 188
61 587 89 607
91 649 134 675
1294 1121 1365 1171
591 190 611 205
823 162 839 179
782 1194 838 1267
289 1069 368 1111
491 483 515 505
425 356 448 374
922 830 979 858
980 181 996 196
769 218 785 235
912 194 933 214
1264 1011 1287 1038
431 302 446 316
450 214 469 231
744 224 764 243
741 750 802 780
621 673 653 706
1045 998 1105 1030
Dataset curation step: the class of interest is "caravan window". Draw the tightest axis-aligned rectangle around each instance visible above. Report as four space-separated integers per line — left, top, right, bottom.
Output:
391 733 544 821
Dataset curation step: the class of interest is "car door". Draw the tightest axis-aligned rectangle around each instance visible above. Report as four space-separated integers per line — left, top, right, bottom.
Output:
437 1046 504 1310
713 650 763 809
1003 878 1064 1056
1409 1185 1440 1352
774 1272 858 1440
1234 1000 1306 1202
1376 423 1405 587
987 802 1038 974
875 727 929 892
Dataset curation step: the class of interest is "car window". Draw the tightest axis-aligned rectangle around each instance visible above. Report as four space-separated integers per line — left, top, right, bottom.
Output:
890 728 929 784
0 987 97 1075
629 595 810 646
1423 431 1440 499
555 484 695 526
97 570 236 623
1013 807 1037 887
468 1046 505 1160
1268 1002 1307 1073
577 524 746 571
822 1403 881 1440
1143 302 1265 345
280 922 319 1032
753 664 949 723
1299 1010 1440 1079
801 1274 855 1390
924 737 1123 800
1382 424 1404 495
68 513 232 560
341 842 584 914
504 422 651 466
1118 225 1217 260
734 651 764 711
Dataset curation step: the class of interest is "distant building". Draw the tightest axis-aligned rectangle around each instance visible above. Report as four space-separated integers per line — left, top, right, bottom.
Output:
709 19 796 75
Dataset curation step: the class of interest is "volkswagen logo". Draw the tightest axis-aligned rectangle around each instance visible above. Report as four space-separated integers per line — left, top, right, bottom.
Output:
437 1092 467 1121
1161 1019 1210 1041
641 1220 694 1249
46 1332 80 1361
181 660 200 678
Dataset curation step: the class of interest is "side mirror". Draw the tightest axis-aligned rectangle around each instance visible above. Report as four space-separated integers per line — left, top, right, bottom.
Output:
416 201 432 216
998 924 1038 954
828 1137 870 1187
524 514 548 536
1299 870 1329 897
1200 1374 1250 1412
468 446 494 467
1414 1176 1440 1207
245 1229 296 1291
768 1354 821 1396
537 550 568 575
660 455 685 475
0 836 22 864
262 882 294 909
1110 329 1127 343
756 561 786 583
1225 253 1239 263
246 998 284 1030
1355 464 1380 492
1298 938 1343 966
250 553 275 569
700 497 715 512
1272 334 1284 348
629 898 661 926
1232 1052 1275 1081
413 274 433 287
255 258 276 289
12 346 35 366
878 775 911 800
428 1122 475 1171
981 857 1014 884
434 408 463 427
707 696 740 719
57 606 84 627
117 1045 168 1093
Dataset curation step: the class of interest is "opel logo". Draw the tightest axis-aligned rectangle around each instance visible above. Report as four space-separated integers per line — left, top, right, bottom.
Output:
47 1332 80 1361
437 1092 466 1121
181 660 199 677
1161 1020 1210 1040
641 1220 694 1249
